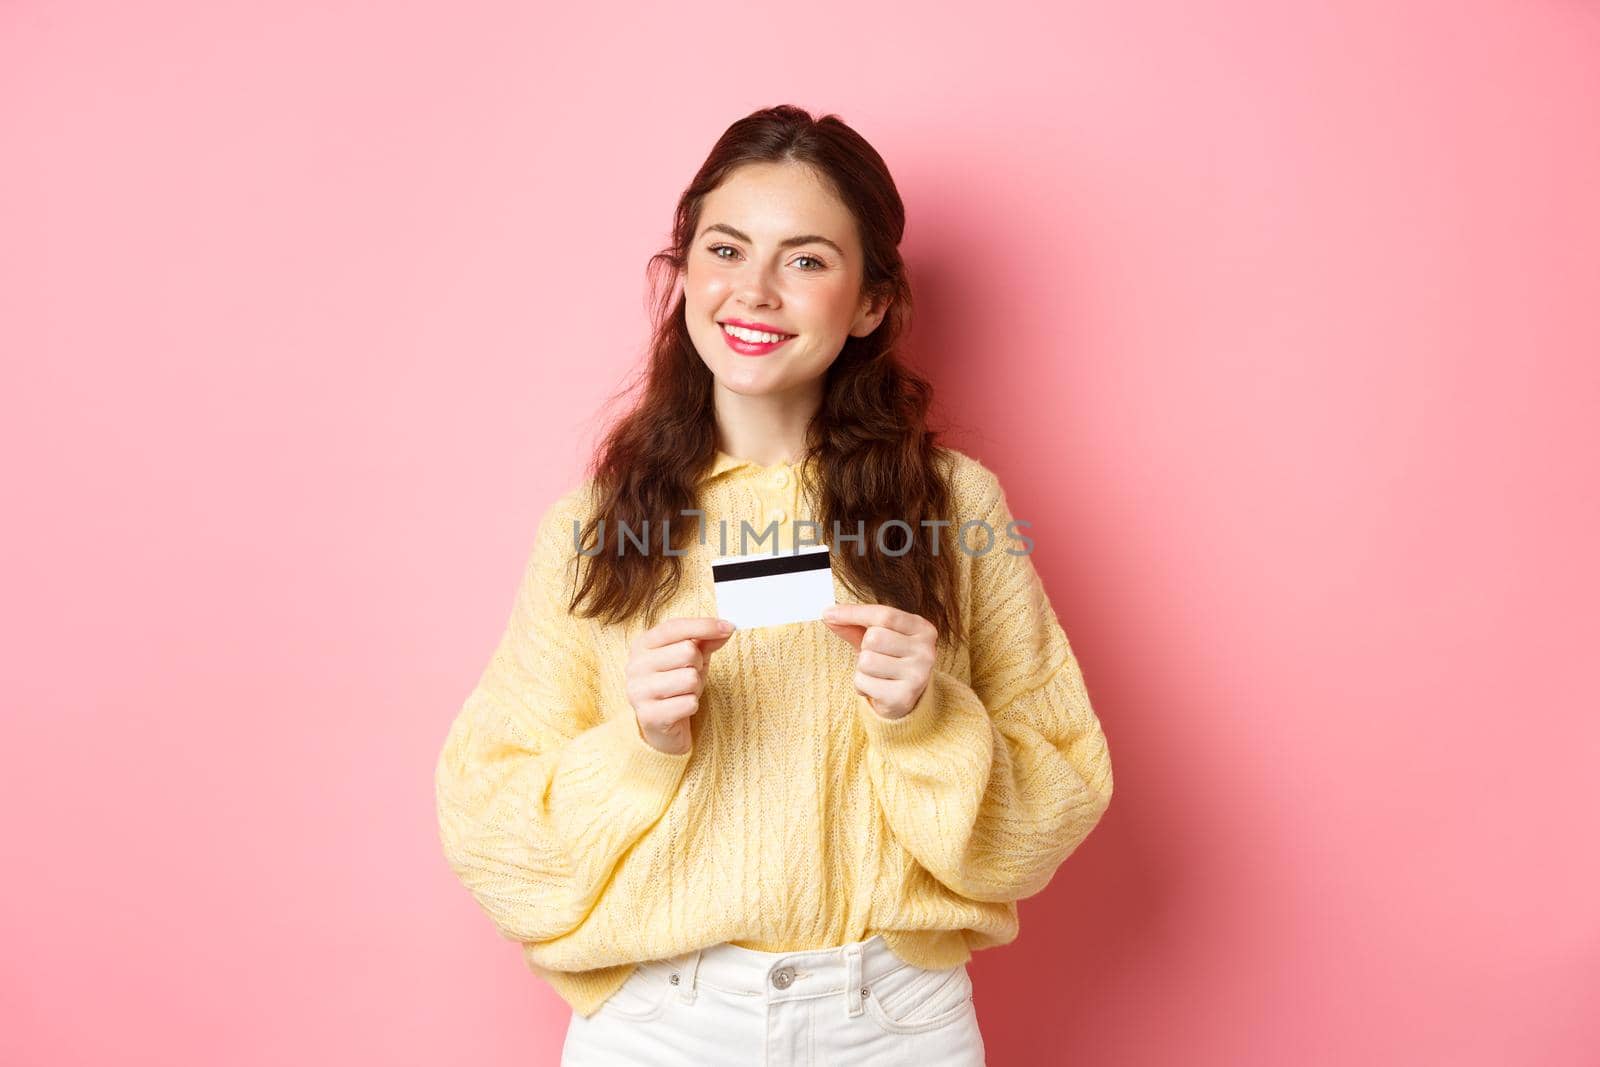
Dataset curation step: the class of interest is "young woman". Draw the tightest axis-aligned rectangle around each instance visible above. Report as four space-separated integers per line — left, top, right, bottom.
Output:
434 104 1115 1066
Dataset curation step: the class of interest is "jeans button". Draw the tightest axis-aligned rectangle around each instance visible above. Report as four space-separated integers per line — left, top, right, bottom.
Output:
771 966 795 989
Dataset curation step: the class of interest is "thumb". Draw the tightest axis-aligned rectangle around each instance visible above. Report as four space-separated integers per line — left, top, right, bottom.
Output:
696 633 736 656
823 619 865 649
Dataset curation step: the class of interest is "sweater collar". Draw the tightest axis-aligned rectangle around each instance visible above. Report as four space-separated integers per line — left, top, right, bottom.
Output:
704 450 752 481
700 449 816 485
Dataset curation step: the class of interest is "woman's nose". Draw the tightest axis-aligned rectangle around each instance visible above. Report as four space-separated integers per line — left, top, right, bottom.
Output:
733 269 779 307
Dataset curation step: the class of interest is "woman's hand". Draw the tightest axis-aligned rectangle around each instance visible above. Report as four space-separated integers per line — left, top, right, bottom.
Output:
625 616 736 754
822 604 937 720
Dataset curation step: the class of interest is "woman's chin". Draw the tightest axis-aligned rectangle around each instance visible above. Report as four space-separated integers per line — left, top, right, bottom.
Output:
717 375 788 398
713 358 792 392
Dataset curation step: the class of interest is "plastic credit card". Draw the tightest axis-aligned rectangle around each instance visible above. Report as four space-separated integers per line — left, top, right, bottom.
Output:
711 544 836 630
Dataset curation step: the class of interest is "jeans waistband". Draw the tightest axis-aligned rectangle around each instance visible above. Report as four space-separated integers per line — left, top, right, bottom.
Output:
658 934 914 1016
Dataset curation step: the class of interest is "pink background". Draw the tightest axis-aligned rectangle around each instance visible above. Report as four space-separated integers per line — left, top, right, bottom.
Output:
4 2 1597 1064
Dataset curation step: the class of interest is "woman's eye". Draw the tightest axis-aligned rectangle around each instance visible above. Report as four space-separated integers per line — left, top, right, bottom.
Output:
706 245 826 271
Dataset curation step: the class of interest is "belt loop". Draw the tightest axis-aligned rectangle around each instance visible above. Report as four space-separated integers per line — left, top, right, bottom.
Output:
844 943 864 1018
677 948 702 1005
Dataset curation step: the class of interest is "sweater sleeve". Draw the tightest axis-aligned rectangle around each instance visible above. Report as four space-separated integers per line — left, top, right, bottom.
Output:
854 473 1114 904
434 492 692 944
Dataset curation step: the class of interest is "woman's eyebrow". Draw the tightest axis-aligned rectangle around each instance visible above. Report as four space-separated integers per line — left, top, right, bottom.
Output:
701 222 844 258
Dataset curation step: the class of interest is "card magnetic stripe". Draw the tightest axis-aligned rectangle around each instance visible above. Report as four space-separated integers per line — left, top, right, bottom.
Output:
711 551 832 584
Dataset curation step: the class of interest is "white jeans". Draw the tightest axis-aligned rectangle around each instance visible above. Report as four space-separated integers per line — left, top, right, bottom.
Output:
560 933 986 1066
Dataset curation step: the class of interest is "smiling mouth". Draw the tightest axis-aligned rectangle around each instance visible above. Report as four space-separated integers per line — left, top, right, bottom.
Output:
719 322 796 343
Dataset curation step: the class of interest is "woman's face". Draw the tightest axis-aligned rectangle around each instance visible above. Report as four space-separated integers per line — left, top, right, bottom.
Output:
682 161 887 400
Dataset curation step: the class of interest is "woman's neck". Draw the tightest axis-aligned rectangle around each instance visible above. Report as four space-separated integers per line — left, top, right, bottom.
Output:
712 382 821 466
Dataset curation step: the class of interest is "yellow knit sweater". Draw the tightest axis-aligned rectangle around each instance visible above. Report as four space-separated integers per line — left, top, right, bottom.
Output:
433 446 1114 1018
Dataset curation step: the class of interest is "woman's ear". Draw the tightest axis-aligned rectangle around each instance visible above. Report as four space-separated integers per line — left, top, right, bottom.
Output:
850 292 891 337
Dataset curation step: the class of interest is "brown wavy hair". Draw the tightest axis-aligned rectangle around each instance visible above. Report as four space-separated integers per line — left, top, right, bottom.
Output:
571 104 968 649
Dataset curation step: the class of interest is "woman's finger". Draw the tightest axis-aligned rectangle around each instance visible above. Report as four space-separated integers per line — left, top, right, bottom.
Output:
635 638 704 674
645 665 703 700
855 648 908 681
860 624 918 659
823 602 928 637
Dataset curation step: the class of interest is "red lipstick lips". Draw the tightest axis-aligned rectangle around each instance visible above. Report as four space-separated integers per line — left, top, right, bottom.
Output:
718 318 795 357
